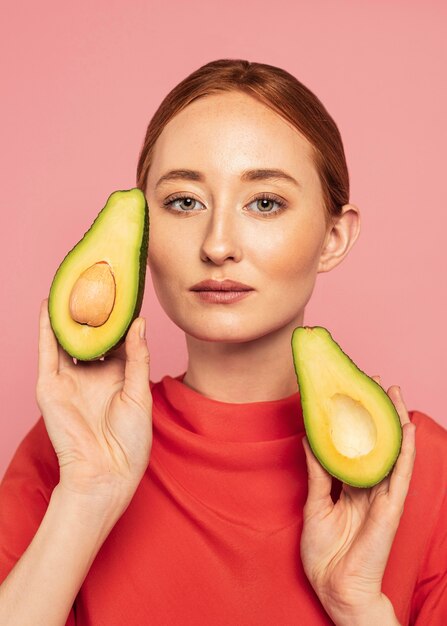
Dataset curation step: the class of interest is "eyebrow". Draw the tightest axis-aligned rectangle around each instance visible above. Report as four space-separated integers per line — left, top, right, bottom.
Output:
155 168 301 189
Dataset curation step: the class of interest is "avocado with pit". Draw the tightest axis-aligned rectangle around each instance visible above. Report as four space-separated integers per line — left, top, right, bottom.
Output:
48 188 149 361
291 326 402 487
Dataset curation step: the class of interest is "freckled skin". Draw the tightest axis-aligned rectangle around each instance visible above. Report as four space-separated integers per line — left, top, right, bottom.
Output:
145 91 360 402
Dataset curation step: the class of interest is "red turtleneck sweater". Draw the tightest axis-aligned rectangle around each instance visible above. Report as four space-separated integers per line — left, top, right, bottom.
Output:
1 373 446 625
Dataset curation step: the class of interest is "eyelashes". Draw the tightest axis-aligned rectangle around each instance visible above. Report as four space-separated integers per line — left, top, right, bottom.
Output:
162 192 288 218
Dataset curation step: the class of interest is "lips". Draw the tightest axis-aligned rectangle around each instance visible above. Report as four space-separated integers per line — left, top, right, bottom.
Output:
190 279 254 291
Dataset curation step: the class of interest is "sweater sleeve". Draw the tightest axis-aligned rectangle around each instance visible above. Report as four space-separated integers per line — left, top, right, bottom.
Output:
408 411 447 626
0 417 76 626
410 488 447 625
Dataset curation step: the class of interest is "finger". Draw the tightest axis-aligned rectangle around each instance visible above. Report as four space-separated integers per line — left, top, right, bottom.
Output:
302 436 334 517
387 385 410 426
353 418 415 573
388 417 416 504
386 386 414 500
38 298 59 378
371 375 381 386
122 317 150 407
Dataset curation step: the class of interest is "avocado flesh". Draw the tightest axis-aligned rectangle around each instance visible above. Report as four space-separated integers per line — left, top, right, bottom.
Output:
48 188 149 361
292 326 402 488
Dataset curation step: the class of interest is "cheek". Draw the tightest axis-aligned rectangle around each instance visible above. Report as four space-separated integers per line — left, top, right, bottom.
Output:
147 234 183 319
147 216 183 279
256 223 322 284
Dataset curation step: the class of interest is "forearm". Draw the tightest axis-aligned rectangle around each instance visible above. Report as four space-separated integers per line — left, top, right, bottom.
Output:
0 483 127 626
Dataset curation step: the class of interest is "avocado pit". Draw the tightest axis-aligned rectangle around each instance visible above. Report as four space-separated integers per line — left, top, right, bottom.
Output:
328 393 377 458
69 261 116 327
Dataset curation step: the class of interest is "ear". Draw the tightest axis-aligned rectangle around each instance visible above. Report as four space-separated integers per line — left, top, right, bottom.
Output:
317 203 361 274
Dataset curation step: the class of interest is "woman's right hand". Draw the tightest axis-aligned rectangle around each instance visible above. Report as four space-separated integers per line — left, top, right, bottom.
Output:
36 298 153 509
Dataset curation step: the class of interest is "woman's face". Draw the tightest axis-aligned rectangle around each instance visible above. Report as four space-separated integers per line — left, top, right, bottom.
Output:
145 90 332 343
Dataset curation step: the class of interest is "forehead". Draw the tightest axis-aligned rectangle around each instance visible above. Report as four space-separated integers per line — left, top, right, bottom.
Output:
148 91 318 187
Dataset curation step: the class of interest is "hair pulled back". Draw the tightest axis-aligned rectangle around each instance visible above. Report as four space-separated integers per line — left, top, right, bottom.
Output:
136 59 349 224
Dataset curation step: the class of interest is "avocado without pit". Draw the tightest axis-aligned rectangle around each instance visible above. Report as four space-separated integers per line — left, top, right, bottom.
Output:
48 188 149 361
292 326 402 488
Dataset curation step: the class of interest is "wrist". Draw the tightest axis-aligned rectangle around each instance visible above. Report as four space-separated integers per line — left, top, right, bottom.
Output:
52 482 132 526
324 593 400 626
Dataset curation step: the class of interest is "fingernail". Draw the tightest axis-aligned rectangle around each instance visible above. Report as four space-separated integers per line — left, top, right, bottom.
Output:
139 318 146 339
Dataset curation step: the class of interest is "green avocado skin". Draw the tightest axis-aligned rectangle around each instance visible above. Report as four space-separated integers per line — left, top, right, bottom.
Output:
97 190 150 360
291 326 403 488
48 188 149 361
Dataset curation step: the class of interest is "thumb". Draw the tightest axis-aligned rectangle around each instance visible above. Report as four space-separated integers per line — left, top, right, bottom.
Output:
123 317 151 408
302 435 334 518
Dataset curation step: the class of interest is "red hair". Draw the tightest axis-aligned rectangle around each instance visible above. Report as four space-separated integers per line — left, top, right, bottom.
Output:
136 59 349 224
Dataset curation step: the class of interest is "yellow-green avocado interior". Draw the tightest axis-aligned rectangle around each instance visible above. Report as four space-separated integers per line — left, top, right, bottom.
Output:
292 326 402 488
48 188 149 361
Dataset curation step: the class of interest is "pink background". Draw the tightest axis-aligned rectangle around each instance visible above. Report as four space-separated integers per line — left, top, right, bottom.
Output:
1 0 446 478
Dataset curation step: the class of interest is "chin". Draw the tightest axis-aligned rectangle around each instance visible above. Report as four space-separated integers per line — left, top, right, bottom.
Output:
186 327 249 343
181 319 272 344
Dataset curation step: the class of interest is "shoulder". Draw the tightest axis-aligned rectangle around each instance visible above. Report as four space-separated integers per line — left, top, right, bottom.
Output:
401 412 447 621
410 407 447 434
407 409 447 514
410 409 447 464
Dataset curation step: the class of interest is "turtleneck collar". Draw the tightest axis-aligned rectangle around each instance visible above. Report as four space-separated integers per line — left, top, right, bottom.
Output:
149 373 307 531
153 372 304 442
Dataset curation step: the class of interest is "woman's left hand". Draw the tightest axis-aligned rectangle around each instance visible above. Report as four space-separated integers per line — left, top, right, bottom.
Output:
300 380 416 626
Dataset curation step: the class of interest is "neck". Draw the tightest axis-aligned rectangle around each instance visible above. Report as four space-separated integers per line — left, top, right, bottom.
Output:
182 314 304 403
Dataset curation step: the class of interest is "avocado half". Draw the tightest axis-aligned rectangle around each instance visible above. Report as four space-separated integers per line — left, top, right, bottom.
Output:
48 188 149 361
292 326 402 488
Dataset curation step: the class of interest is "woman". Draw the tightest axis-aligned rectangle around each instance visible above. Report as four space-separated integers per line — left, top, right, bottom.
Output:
0 59 445 625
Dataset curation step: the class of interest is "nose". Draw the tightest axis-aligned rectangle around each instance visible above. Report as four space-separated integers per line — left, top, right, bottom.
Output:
200 205 242 265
